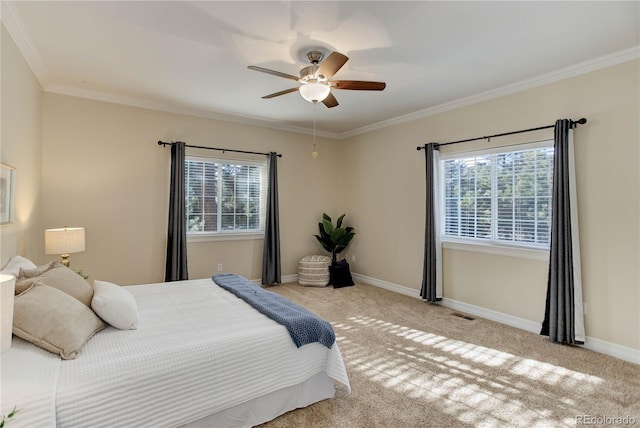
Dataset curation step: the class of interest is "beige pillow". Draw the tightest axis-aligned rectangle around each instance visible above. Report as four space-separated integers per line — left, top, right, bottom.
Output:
15 262 57 295
13 283 106 359
16 263 93 306
18 261 57 279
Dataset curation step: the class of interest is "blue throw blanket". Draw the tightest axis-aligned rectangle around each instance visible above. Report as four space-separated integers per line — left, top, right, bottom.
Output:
212 273 335 349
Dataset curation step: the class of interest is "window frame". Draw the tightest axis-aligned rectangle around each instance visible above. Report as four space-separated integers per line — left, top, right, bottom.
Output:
185 155 268 242
439 140 553 260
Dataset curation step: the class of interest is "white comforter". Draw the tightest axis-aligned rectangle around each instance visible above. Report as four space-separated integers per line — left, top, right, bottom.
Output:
1 278 350 427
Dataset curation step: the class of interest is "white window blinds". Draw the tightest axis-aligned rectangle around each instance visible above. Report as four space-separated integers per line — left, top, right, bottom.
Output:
442 144 554 248
185 157 267 234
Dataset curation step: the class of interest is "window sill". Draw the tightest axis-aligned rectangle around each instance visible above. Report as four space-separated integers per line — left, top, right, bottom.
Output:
187 232 264 243
442 239 549 261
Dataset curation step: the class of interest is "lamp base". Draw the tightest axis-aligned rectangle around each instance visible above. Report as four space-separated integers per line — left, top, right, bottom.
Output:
60 254 70 267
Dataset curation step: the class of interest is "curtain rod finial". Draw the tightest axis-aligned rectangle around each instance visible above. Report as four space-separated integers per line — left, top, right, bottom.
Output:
570 118 587 128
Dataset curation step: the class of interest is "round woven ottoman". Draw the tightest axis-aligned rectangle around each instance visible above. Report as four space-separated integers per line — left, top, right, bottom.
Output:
298 255 331 287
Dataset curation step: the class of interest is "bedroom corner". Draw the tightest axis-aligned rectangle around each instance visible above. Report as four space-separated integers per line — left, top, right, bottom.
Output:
0 23 44 268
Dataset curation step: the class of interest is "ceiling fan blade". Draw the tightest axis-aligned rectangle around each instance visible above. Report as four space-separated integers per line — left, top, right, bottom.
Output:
322 92 339 108
317 51 348 79
333 80 386 91
261 87 300 99
247 66 299 82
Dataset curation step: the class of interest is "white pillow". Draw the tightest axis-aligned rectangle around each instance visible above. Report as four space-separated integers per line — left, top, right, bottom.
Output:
91 280 139 330
1 256 37 277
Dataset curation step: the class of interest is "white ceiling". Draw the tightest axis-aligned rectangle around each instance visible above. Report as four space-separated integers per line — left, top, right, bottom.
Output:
3 1 639 137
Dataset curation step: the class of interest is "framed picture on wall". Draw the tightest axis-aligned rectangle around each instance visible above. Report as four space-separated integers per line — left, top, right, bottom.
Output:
0 163 16 224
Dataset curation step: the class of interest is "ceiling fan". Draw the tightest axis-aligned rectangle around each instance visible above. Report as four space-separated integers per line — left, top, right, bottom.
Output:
247 50 386 108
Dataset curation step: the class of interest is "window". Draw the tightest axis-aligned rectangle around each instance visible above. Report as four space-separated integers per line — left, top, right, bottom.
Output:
185 156 267 236
441 142 553 249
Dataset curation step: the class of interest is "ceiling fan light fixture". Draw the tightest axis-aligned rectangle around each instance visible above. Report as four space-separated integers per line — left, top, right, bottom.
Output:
299 82 330 103
248 50 385 108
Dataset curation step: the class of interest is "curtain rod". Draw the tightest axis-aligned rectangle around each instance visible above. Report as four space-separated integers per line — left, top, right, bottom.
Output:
157 141 282 157
416 118 587 151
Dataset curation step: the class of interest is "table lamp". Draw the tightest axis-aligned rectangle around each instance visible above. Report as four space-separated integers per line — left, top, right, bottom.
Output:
45 226 86 267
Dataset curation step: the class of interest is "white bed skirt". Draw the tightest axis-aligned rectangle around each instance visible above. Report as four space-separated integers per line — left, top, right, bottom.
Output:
182 372 336 428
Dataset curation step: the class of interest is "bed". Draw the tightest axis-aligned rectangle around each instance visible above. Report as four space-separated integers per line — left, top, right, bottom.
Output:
1 264 350 428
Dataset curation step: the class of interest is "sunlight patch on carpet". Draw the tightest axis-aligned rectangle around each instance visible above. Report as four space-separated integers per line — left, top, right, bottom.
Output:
333 315 604 427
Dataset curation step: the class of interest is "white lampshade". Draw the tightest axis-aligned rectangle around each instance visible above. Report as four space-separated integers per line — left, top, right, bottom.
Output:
299 82 330 103
0 274 15 353
45 227 86 255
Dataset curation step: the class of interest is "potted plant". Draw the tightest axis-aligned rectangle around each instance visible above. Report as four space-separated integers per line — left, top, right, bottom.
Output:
314 213 355 287
1 406 19 427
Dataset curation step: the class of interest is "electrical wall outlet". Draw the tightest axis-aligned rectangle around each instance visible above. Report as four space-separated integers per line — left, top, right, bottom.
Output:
217 264 223 272
351 255 356 263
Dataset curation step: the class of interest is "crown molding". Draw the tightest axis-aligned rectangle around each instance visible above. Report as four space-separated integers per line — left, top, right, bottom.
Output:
4 0 637 140
50 43 638 141
55 45 633 140
46 83 338 139
1 1 49 88
339 45 640 139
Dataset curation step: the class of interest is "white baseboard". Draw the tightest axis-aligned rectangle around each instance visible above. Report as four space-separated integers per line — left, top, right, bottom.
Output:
251 274 298 286
281 274 298 284
439 297 542 333
581 336 640 364
352 273 640 365
352 273 421 299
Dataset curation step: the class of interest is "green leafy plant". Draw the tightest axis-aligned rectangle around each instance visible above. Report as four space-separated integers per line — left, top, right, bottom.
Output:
0 406 19 427
72 267 89 280
314 213 355 263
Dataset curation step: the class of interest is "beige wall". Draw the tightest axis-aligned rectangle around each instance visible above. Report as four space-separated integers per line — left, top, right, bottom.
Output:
41 94 341 285
343 60 640 351
0 24 44 267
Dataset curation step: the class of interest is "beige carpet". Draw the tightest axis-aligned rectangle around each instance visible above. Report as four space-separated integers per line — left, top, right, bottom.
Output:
259 281 640 428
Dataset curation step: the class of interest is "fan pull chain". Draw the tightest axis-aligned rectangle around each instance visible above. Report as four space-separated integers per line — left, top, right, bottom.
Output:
312 102 318 158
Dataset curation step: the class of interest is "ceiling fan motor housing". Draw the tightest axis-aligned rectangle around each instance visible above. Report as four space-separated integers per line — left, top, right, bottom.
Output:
306 51 324 64
300 51 328 82
300 65 327 83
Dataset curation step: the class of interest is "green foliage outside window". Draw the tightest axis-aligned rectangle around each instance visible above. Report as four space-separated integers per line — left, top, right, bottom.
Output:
443 146 553 247
185 159 265 234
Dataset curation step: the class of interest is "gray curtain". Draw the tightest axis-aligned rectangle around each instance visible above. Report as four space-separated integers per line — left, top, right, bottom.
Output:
165 141 188 282
262 152 281 285
421 143 442 302
541 119 584 344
